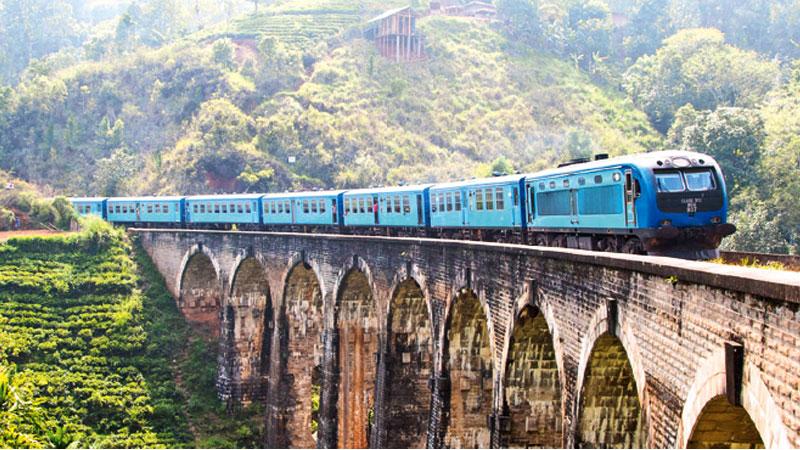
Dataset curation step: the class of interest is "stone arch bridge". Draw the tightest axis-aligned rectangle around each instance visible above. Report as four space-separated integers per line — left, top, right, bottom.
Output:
134 229 799 449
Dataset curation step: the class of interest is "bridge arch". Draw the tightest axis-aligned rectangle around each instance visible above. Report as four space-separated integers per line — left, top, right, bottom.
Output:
443 286 494 449
271 256 326 448
381 273 433 448
678 350 790 449
177 243 223 335
333 257 379 449
574 302 647 448
502 303 563 447
225 255 273 404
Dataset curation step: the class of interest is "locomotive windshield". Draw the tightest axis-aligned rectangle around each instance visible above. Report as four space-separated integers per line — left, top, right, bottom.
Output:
684 169 716 191
655 172 685 192
655 169 717 193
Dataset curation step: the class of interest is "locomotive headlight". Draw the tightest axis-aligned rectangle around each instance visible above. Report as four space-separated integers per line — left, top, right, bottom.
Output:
660 219 672 226
711 216 721 224
672 157 691 168
612 173 621 182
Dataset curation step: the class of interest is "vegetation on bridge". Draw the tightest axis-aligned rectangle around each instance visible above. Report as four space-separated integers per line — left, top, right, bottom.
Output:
0 218 263 448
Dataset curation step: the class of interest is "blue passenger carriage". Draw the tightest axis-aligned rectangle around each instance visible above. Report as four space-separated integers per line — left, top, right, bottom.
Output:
106 196 184 224
429 175 526 235
342 185 431 229
263 190 345 228
185 194 262 227
70 197 108 219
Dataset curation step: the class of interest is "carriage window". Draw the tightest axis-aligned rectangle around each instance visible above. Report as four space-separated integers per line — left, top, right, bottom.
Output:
455 192 461 211
115 205 120 214
563 179 570 188
237 203 243 214
684 170 716 192
222 204 228 214
655 171 685 193
438 193 445 212
303 200 309 213
272 202 278 214
164 204 170 213
276 202 282 214
578 177 586 186
403 195 410 213
147 204 153 213
394 196 401 213
594 175 603 184
214 204 220 213
549 181 556 189
200 204 206 213
513 187 519 206
285 201 290 212
486 188 494 210
345 198 350 213
496 187 504 210
447 192 453 212
476 190 484 210
229 203 235 213
386 196 392 213
320 200 326 213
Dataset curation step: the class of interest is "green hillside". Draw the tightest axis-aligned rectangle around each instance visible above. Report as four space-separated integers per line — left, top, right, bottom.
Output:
0 2 660 196
0 221 264 448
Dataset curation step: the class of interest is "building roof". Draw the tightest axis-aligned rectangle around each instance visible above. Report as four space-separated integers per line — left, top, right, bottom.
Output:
366 6 414 25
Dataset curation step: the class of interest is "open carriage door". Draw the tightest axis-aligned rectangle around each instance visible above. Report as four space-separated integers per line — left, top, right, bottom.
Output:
624 169 637 227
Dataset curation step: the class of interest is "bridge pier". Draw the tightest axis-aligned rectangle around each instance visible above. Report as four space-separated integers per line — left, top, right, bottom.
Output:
134 230 799 449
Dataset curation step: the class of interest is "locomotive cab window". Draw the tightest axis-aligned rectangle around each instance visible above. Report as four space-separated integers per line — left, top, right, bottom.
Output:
655 171 685 193
685 170 716 191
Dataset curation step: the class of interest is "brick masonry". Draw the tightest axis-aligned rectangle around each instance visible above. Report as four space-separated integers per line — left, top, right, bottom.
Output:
134 229 800 449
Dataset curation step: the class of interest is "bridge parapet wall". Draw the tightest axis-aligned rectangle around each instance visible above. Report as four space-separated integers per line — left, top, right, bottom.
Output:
134 229 799 448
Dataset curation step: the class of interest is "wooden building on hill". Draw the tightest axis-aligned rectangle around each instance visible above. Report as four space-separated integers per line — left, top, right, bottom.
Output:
363 6 424 62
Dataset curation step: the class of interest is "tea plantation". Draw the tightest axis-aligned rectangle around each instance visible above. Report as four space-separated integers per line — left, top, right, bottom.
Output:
0 219 263 448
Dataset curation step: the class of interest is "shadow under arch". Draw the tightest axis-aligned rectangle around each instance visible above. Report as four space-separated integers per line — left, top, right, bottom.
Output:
381 276 433 448
679 349 790 449
334 266 378 449
269 259 325 448
443 287 493 449
503 305 562 448
178 247 222 336
576 332 645 448
226 256 272 404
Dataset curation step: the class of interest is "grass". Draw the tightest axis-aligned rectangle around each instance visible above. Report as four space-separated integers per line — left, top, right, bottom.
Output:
0 219 267 447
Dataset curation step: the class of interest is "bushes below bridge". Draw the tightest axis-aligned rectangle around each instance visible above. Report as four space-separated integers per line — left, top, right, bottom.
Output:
0 218 264 448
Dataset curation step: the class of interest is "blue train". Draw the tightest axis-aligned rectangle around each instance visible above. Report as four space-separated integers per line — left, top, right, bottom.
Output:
70 150 736 259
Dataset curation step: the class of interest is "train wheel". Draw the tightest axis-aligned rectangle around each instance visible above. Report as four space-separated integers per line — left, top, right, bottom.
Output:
534 234 548 247
622 238 645 255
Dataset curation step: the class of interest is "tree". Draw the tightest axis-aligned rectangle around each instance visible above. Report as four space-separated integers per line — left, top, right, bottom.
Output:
212 39 235 70
160 99 275 194
566 0 612 71
624 28 779 133
496 0 542 48
92 148 139 196
668 105 765 194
